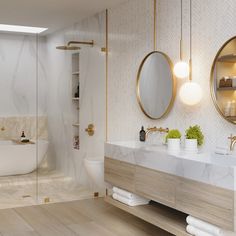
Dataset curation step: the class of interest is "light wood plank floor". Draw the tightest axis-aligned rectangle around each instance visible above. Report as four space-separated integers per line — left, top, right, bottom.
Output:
0 198 172 236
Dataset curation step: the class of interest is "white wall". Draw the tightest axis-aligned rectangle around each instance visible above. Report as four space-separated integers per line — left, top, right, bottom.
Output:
0 33 47 116
108 0 236 151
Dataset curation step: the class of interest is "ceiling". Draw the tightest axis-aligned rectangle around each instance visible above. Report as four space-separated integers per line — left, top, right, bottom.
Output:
0 0 126 35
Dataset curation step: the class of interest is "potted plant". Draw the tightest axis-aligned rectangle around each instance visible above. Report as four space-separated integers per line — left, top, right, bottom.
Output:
185 125 204 153
166 129 181 153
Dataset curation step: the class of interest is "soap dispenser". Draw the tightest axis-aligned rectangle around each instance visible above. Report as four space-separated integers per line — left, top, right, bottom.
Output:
139 126 146 142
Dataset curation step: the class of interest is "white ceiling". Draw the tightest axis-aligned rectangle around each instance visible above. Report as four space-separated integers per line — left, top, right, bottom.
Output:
0 0 126 35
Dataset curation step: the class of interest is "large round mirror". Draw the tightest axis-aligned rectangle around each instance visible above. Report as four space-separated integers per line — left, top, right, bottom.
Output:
211 36 236 124
136 51 176 119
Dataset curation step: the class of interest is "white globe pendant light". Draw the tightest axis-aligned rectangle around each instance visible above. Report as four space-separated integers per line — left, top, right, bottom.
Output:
174 61 189 79
179 0 202 106
179 81 202 106
174 0 189 79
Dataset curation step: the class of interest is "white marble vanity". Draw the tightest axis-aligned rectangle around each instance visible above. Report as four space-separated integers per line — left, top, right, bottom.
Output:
104 141 236 235
105 141 236 191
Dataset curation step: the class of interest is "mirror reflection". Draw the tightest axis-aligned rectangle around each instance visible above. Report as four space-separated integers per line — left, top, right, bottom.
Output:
211 37 236 124
137 51 175 119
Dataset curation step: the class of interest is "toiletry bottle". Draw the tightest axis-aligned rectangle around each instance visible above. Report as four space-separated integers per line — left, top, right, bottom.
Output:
21 131 26 141
224 101 231 117
139 126 146 142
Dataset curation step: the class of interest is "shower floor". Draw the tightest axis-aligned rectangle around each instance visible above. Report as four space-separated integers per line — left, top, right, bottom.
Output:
0 170 94 209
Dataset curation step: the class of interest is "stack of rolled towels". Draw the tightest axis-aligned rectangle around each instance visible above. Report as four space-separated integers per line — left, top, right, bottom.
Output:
186 216 235 236
112 186 150 206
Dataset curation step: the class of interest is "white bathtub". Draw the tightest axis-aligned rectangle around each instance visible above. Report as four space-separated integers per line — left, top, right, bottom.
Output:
0 140 48 176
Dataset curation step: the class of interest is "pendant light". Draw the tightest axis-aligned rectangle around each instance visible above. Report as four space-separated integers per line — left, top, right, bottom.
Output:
173 0 189 79
179 0 202 106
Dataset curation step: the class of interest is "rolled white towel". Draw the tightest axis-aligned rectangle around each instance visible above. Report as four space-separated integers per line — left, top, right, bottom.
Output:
186 216 221 236
186 225 214 236
112 193 149 206
113 187 144 200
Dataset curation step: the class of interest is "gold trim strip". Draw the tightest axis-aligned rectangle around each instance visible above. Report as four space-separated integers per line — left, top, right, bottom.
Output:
154 0 157 51
105 9 109 141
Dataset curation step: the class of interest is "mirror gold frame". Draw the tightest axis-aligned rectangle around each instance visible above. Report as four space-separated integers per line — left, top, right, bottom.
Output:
210 36 236 125
136 51 176 120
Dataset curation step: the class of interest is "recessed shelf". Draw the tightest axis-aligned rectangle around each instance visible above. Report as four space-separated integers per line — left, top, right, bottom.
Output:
104 196 190 236
218 54 236 63
72 52 80 151
217 87 236 91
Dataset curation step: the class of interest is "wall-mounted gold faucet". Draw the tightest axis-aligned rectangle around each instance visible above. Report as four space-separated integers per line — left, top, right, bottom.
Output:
228 134 236 151
146 126 169 138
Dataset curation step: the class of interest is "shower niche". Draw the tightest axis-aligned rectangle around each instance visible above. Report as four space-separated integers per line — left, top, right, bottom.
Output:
72 53 80 150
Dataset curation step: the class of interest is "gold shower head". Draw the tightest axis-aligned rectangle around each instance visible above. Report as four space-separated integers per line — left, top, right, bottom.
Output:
56 40 94 50
56 45 81 50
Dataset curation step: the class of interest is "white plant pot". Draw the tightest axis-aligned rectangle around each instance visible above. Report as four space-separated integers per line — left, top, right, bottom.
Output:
167 138 180 154
185 139 198 153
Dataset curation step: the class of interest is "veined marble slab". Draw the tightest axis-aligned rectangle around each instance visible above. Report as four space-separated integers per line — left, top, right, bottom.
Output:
105 141 236 191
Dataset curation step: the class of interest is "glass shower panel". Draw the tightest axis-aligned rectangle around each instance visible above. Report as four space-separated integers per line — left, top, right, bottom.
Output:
37 35 77 204
0 33 38 208
36 11 107 205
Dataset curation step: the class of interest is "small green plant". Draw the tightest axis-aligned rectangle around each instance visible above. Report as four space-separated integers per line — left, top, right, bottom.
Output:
185 125 204 146
166 129 181 142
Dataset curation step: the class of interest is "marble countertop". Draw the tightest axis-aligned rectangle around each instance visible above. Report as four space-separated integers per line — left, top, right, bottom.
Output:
105 141 236 191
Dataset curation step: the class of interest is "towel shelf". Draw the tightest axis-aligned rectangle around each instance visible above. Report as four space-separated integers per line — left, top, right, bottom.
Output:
105 196 191 236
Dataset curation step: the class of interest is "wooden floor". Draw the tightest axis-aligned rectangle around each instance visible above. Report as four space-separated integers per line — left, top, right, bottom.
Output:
0 198 172 236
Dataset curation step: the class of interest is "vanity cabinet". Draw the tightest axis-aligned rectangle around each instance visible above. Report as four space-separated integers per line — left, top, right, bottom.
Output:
104 157 235 231
176 176 234 230
104 158 135 192
135 166 176 207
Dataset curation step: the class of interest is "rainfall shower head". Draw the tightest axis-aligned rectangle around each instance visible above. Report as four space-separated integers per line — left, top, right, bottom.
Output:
56 40 94 50
56 45 81 50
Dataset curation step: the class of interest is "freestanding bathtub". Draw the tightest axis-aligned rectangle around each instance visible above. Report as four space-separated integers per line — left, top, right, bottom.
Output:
0 140 48 176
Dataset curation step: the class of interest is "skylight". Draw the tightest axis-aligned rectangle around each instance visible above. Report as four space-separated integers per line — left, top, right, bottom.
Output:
0 24 48 34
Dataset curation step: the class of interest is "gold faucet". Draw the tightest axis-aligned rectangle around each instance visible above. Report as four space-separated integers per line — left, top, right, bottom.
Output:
228 134 236 151
146 126 169 138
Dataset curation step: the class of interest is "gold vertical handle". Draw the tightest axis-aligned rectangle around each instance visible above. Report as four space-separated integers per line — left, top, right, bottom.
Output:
85 124 95 136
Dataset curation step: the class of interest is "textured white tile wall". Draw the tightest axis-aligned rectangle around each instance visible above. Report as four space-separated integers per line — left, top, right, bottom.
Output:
108 0 236 151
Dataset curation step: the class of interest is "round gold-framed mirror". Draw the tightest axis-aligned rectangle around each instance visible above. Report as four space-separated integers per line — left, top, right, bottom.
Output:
210 36 236 124
136 51 176 120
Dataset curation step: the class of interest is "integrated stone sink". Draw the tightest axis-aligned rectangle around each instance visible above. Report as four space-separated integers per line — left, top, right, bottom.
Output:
105 141 236 191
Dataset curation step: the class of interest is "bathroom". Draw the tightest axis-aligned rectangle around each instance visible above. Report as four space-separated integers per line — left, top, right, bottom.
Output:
0 0 235 235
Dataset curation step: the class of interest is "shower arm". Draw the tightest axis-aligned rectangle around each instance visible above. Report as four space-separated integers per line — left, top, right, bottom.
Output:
67 40 94 47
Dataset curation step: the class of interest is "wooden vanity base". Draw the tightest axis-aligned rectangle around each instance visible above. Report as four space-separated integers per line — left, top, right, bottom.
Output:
104 157 235 233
